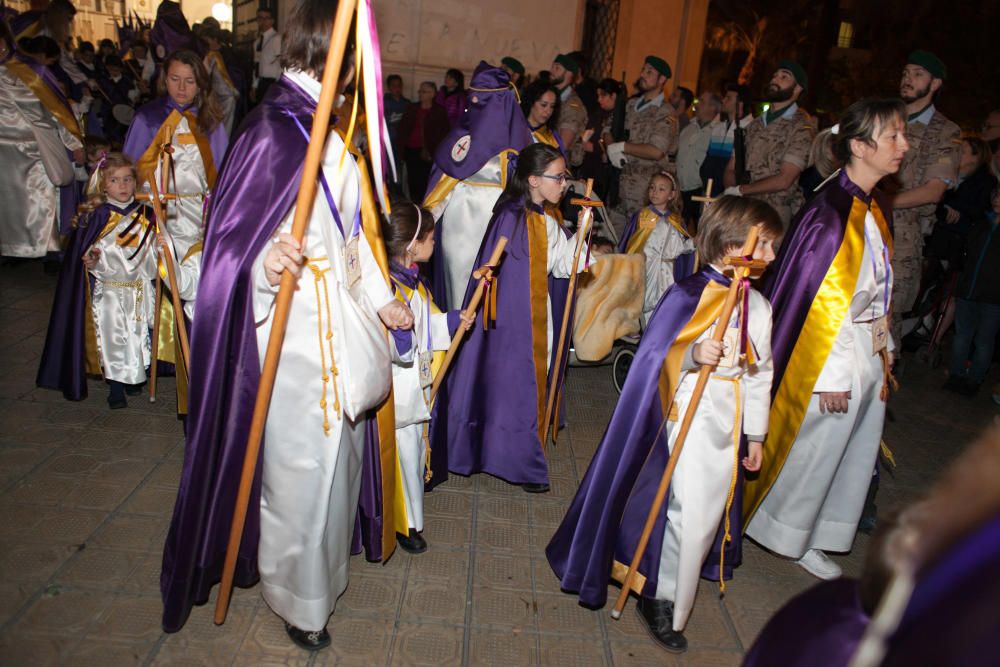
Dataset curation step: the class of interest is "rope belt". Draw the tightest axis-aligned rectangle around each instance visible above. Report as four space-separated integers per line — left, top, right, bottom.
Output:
306 256 341 434
104 279 144 322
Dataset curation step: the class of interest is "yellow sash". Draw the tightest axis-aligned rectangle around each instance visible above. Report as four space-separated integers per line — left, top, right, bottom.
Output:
743 198 885 522
204 51 236 92
533 127 560 150
135 109 217 191
422 149 517 211
526 210 550 441
4 59 83 141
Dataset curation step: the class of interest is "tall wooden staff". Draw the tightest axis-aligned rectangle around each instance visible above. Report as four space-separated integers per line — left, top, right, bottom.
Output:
146 178 190 369
429 237 508 404
541 179 598 445
148 273 162 402
611 225 761 619
213 0 358 626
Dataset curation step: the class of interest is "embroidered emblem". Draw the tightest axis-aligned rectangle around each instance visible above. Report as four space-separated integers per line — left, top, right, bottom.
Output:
451 134 471 162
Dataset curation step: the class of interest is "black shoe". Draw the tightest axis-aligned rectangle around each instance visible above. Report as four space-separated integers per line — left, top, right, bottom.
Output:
284 623 331 651
522 482 550 494
125 384 143 396
108 396 127 409
396 529 428 554
635 597 687 653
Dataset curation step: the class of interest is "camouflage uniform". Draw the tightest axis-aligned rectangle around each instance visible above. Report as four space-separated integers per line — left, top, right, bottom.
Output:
618 94 677 217
889 105 961 347
743 103 815 226
557 87 588 166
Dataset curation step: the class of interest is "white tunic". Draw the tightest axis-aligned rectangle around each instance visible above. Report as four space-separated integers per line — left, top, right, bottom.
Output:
87 201 158 385
746 209 893 558
250 70 396 632
0 65 80 257
642 218 695 323
656 286 773 632
205 53 239 136
391 283 452 532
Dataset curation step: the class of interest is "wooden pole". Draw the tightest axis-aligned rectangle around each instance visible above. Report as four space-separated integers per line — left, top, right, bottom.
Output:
148 273 161 403
429 237 508 405
147 178 190 370
611 225 760 620
213 0 359 626
541 179 596 446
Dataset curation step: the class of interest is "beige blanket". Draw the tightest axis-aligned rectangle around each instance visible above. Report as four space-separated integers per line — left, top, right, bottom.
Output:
572 252 644 361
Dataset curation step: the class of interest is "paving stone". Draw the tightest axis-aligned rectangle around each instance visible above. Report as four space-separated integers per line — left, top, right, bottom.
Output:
468 628 538 666
391 622 464 666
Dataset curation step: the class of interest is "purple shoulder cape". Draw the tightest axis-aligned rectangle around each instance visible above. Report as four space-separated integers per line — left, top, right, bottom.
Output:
427 198 569 488
546 267 742 606
36 201 150 399
123 96 228 172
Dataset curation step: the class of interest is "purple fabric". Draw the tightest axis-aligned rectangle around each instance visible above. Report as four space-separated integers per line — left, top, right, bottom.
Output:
159 77 324 632
353 415 387 562
36 201 150 400
12 52 75 113
427 199 569 488
429 62 532 182
434 86 467 128
150 0 201 59
673 250 696 283
9 9 42 38
123 96 228 173
617 211 639 253
764 170 891 392
741 578 869 667
546 267 727 605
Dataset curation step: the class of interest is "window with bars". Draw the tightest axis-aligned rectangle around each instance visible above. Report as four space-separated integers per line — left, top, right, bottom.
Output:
580 0 621 81
837 21 854 48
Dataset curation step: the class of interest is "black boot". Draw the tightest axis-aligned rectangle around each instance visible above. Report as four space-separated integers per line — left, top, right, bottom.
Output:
284 622 331 651
125 383 143 396
522 482 550 494
396 528 428 554
107 381 127 409
635 597 687 653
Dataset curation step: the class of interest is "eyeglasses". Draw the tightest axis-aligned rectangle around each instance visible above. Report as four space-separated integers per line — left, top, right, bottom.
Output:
540 173 569 184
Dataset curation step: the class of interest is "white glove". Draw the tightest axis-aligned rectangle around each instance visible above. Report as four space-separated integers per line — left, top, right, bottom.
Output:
606 141 627 168
723 185 743 197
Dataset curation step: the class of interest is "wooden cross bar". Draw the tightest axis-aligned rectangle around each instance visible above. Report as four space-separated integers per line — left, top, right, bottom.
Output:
690 178 717 204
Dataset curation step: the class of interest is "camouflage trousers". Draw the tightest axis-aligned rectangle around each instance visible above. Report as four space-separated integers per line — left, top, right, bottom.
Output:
890 220 923 349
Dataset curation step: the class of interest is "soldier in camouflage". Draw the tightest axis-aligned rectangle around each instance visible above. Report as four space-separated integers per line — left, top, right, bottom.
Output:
890 50 960 349
723 60 815 227
607 55 678 218
550 53 588 162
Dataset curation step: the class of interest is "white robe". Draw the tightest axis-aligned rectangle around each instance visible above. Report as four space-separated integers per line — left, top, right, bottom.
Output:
656 287 773 632
88 202 158 385
542 211 595 367
391 285 452 532
746 209 893 558
205 53 239 136
0 65 80 257
430 155 504 310
142 115 208 261
642 218 695 323
250 70 397 632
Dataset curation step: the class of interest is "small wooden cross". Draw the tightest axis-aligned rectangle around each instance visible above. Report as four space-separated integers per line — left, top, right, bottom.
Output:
690 178 718 205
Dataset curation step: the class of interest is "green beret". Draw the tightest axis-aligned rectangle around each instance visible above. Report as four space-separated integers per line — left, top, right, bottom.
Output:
501 56 525 76
644 55 671 79
907 49 946 80
554 53 580 74
776 59 808 90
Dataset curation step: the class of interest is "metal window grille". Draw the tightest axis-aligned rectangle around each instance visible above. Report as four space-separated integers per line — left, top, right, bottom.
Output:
581 0 621 80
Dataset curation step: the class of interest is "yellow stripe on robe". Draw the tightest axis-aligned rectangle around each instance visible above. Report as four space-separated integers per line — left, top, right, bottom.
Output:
743 198 875 523
135 110 217 192
526 210 550 443
624 208 661 255
4 59 83 141
533 127 560 150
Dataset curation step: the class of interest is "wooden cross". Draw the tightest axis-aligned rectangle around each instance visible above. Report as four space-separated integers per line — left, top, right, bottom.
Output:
723 249 768 279
690 178 717 205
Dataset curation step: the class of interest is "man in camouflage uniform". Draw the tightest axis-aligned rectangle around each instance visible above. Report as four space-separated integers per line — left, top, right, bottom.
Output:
890 50 960 349
607 55 678 218
723 60 815 226
550 53 588 161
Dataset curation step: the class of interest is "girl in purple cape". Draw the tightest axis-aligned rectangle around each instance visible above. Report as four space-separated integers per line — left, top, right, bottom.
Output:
428 143 593 493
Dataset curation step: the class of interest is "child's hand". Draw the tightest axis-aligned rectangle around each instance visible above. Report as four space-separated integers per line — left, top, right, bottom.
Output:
378 300 414 330
743 441 763 472
82 247 100 269
263 233 304 286
155 235 170 256
458 310 475 331
693 339 725 366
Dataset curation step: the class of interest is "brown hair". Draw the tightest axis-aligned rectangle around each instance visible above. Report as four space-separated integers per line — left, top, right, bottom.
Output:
382 202 435 262
75 152 137 226
648 171 681 216
158 49 224 132
833 97 907 166
281 0 355 82
695 196 782 264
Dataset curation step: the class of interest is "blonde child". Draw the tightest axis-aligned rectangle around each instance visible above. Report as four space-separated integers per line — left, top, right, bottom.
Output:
383 203 473 553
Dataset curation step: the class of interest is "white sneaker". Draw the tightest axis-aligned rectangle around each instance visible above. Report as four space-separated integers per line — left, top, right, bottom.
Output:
796 549 842 580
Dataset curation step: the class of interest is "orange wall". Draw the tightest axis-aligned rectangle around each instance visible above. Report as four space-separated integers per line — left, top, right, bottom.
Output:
612 0 709 95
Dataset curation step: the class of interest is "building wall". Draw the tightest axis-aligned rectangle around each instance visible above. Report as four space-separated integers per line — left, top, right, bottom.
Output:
612 0 708 94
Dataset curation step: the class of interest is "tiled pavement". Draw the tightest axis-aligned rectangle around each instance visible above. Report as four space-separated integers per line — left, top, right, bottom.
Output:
0 258 995 666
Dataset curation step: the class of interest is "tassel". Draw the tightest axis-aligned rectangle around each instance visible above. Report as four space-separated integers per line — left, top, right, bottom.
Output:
880 439 897 468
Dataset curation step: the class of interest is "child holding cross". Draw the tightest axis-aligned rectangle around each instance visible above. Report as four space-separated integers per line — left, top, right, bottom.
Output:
547 196 782 653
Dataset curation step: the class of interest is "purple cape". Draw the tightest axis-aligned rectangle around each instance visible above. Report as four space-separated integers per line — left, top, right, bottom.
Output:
122 96 228 174
546 266 744 606
150 0 201 59
427 198 570 487
36 201 151 399
9 9 42 38
159 76 387 630
743 514 1000 666
617 208 697 283
764 170 892 392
